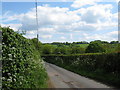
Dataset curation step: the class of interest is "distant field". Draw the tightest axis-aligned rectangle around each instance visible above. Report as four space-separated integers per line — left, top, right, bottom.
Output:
76 44 89 48
43 43 89 48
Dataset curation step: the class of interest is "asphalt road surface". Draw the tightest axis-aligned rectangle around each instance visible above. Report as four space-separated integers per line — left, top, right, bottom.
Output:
45 62 112 88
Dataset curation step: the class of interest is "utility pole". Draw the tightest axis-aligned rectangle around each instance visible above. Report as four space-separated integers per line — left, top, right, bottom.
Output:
35 0 39 43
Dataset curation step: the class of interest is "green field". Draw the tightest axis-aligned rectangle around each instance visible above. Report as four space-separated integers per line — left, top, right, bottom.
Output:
76 44 89 48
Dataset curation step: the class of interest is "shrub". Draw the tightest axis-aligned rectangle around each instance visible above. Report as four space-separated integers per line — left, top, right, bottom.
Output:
85 42 105 53
2 27 47 89
42 44 53 54
31 38 43 54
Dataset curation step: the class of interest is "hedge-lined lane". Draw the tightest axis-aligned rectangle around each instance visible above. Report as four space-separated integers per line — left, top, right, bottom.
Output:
42 53 120 88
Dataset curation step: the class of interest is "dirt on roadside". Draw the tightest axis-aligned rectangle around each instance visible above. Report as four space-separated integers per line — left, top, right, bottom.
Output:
47 77 55 88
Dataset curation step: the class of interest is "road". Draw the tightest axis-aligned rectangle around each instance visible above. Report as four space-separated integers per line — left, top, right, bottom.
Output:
45 62 112 88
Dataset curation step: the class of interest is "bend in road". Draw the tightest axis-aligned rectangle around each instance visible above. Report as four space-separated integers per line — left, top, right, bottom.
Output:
45 62 112 88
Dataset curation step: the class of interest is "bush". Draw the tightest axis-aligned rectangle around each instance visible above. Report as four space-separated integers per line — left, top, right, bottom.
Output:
31 38 43 54
86 42 105 53
42 44 54 54
2 27 47 89
71 47 85 54
53 46 69 54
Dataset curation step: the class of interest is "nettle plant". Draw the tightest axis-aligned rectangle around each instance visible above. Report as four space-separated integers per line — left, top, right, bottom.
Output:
2 27 47 88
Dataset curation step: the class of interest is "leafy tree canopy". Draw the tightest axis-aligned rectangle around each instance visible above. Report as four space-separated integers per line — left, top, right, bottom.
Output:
86 42 105 53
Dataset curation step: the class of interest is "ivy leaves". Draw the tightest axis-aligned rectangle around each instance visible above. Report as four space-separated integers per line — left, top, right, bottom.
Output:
2 27 47 88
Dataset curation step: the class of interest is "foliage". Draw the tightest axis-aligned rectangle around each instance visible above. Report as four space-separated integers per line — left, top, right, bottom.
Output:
110 41 119 44
76 44 89 48
31 38 43 54
52 46 71 55
102 43 120 53
41 44 86 55
42 52 120 88
73 41 89 44
71 46 85 54
0 28 1 41
85 42 105 53
51 41 89 45
42 40 119 55
42 44 54 54
54 47 66 54
90 40 109 44
2 27 48 89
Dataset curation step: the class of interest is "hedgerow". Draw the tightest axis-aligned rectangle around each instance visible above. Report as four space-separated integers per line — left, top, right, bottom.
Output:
42 52 120 88
2 27 47 89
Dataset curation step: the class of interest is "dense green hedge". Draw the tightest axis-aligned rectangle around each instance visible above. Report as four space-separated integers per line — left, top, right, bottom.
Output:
42 52 120 88
2 27 48 88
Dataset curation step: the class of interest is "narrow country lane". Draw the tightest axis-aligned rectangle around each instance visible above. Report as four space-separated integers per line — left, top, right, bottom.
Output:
45 62 112 88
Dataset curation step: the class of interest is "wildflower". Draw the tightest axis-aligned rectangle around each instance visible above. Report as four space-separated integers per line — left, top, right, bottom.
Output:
20 82 22 85
7 79 12 82
13 78 16 82
8 54 12 58
2 77 5 80
12 47 15 49
8 73 11 76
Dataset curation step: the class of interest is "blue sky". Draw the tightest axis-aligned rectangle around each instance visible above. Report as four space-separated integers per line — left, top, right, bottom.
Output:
1 0 118 43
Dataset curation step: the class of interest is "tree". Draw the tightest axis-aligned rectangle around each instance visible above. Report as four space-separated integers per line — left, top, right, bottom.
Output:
110 41 119 44
101 41 109 44
71 46 85 54
42 44 53 54
53 47 61 54
90 40 102 44
59 47 67 54
85 42 105 53
31 38 42 54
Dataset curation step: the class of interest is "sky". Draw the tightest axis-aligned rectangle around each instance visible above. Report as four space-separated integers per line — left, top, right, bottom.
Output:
1 0 119 43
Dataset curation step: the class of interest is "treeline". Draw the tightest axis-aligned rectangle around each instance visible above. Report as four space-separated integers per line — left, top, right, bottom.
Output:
1 27 48 88
49 41 89 45
44 40 119 45
40 40 119 55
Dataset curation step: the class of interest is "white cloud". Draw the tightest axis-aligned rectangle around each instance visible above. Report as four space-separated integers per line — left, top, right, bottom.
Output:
40 35 52 39
113 13 118 20
2 11 24 23
27 30 36 34
77 4 113 23
60 36 66 39
1 23 22 31
71 0 118 8
82 31 118 41
2 3 117 32
108 31 118 37
116 0 120 3
25 30 53 39
38 27 56 34
13 5 80 31
70 34 73 39
2 2 118 42
71 0 103 8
